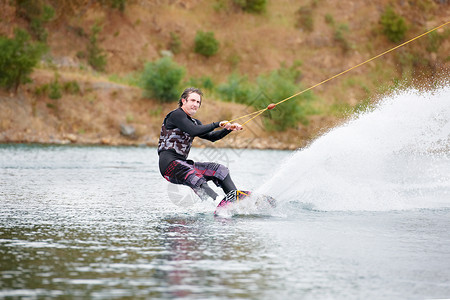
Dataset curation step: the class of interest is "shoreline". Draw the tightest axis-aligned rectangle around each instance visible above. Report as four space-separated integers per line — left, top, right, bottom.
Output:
0 133 300 150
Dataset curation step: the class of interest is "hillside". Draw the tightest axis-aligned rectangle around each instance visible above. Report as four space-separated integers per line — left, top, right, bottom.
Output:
0 0 449 149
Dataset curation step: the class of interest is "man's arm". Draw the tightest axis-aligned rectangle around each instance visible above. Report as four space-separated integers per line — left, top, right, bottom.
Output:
199 128 232 142
167 108 219 137
199 121 243 142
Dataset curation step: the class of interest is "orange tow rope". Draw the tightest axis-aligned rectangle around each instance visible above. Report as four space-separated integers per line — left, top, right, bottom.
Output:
228 21 450 126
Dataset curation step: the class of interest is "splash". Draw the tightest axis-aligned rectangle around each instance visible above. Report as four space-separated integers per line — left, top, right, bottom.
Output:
258 85 450 211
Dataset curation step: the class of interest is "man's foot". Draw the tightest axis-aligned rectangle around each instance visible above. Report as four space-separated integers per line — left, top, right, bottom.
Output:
214 190 251 213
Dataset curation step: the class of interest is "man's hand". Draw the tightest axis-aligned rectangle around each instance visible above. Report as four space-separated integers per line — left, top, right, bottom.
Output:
219 121 231 129
229 123 243 131
220 121 243 131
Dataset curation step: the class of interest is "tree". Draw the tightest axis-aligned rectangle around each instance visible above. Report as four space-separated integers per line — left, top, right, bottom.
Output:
0 28 47 92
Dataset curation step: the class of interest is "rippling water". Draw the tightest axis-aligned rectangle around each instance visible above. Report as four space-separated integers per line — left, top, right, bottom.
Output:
1 86 450 299
1 144 450 299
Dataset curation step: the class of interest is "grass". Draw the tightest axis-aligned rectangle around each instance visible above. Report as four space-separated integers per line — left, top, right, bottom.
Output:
108 73 141 87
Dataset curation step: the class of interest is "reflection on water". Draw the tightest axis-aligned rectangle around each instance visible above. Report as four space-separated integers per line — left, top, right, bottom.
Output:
1 213 277 299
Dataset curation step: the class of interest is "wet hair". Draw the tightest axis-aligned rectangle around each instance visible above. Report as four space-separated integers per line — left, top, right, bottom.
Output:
178 87 203 107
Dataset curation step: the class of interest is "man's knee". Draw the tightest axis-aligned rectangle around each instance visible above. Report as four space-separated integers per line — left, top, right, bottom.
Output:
186 174 206 189
215 164 230 181
194 162 230 181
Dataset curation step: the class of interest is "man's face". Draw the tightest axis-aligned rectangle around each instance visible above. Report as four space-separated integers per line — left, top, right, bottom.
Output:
181 93 201 116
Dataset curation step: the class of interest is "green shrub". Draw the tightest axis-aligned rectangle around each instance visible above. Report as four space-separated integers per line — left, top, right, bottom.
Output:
34 80 80 98
63 81 81 94
194 31 220 57
217 73 254 104
426 29 450 53
44 73 62 99
140 57 185 102
353 98 374 115
380 6 408 43
0 28 47 91
214 61 316 131
233 0 267 13
30 5 54 42
87 23 107 71
396 50 428 77
111 0 126 11
296 6 314 32
213 0 228 12
34 83 50 97
49 79 62 99
186 76 215 92
426 31 440 53
329 101 352 118
76 50 86 59
98 0 127 11
334 23 352 52
16 0 55 42
169 32 182 54
255 64 315 131
325 13 334 26
227 53 241 69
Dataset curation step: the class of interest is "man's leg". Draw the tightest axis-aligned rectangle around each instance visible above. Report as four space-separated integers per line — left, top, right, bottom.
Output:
197 182 219 200
220 174 237 194
163 160 219 201
193 162 237 194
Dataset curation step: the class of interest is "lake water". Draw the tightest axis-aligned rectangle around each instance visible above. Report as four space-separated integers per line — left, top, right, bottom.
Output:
1 86 450 299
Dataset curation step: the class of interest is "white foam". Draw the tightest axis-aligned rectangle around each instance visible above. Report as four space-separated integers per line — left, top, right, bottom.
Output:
258 84 450 211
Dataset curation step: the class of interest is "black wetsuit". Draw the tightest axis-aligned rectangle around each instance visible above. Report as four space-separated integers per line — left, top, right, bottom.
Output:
158 108 236 199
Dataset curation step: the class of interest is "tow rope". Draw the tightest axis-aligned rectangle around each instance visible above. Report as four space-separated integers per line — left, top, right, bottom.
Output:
229 21 450 126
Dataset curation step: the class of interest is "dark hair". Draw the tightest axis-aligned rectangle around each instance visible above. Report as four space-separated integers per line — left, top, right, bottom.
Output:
178 87 203 107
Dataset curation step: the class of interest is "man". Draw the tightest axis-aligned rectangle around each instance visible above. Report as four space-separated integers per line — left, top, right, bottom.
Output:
158 87 242 202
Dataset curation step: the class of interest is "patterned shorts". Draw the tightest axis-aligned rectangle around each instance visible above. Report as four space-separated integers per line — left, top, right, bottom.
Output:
163 160 229 190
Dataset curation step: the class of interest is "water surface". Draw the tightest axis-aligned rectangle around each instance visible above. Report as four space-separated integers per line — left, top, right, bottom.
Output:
1 144 450 299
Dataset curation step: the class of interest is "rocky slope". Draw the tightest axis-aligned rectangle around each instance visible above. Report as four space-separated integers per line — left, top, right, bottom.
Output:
1 0 449 149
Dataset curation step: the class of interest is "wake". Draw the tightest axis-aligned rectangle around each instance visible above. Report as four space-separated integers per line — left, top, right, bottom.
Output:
258 84 450 211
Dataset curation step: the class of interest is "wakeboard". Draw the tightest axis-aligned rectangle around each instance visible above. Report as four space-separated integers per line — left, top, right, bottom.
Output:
214 190 277 216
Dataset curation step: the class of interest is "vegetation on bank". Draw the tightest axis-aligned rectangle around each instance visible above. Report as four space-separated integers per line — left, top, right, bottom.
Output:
1 0 449 133
0 29 47 92
137 56 316 131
